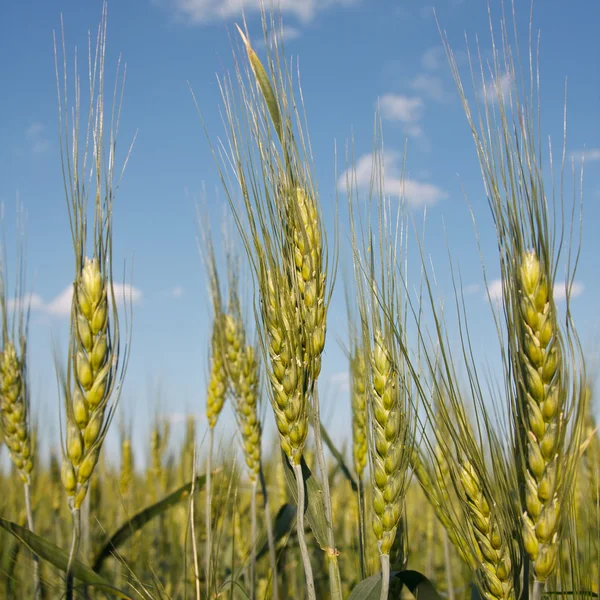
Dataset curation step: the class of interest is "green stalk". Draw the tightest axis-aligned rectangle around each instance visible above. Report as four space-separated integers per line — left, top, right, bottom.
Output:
65 508 81 600
250 478 258 600
312 386 342 599
23 482 41 600
292 462 316 600
205 426 214 596
379 551 390 600
259 465 279 600
357 478 366 580
443 530 454 600
532 580 545 600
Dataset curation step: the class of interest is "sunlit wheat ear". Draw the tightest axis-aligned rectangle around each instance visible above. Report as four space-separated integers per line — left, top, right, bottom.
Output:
224 312 244 385
235 344 261 480
517 250 563 580
206 320 228 430
63 256 116 510
458 460 513 600
262 267 308 465
370 329 403 556
440 5 586 593
284 185 327 379
0 341 33 483
55 5 131 515
350 344 368 480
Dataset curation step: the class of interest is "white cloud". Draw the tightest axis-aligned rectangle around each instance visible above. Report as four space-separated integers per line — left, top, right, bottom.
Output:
410 74 446 102
485 278 584 302
338 151 448 207
487 279 504 303
257 25 302 49
18 283 142 318
379 94 423 123
166 0 359 24
170 285 185 299
6 293 46 312
273 25 301 43
46 286 75 317
25 121 49 154
329 371 350 393
571 148 600 162
554 281 584 300
481 73 512 105
421 46 444 71
462 283 481 296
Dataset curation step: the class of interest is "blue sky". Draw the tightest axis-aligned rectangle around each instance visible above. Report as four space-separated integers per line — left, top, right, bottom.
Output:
0 0 598 469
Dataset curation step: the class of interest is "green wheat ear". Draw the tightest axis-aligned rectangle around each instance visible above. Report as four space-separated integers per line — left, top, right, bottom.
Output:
440 5 586 595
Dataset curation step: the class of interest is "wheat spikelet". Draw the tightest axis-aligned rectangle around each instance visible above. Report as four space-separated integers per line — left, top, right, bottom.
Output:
369 329 405 556
517 250 563 581
206 320 228 430
284 185 327 379
222 306 261 481
0 341 33 483
350 345 368 480
458 460 513 600
262 268 308 465
236 345 262 480
63 257 118 510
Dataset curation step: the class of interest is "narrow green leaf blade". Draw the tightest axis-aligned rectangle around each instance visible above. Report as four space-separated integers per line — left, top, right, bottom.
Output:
348 570 443 600
399 570 443 600
347 573 382 599
229 502 296 585
93 473 206 571
0 517 131 599
281 451 329 548
255 502 296 561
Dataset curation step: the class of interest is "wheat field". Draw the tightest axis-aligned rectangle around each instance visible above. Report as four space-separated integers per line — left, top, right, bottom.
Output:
0 2 598 599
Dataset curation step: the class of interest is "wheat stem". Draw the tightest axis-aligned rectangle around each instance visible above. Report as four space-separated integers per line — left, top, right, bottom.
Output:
259 464 279 600
23 482 41 600
357 478 366 580
65 508 81 600
379 551 390 600
205 426 213 596
312 385 342 599
250 478 258 600
443 530 455 600
292 462 316 600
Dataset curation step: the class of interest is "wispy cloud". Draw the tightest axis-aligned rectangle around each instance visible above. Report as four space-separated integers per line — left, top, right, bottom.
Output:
13 283 143 318
338 150 448 207
328 371 350 393
421 46 444 71
410 74 446 102
571 148 600 162
487 279 504 303
170 285 185 299
480 73 512 105
6 293 46 312
25 122 49 154
378 94 424 137
165 0 360 24
485 278 584 302
462 283 481 296
256 24 302 48
555 281 585 300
